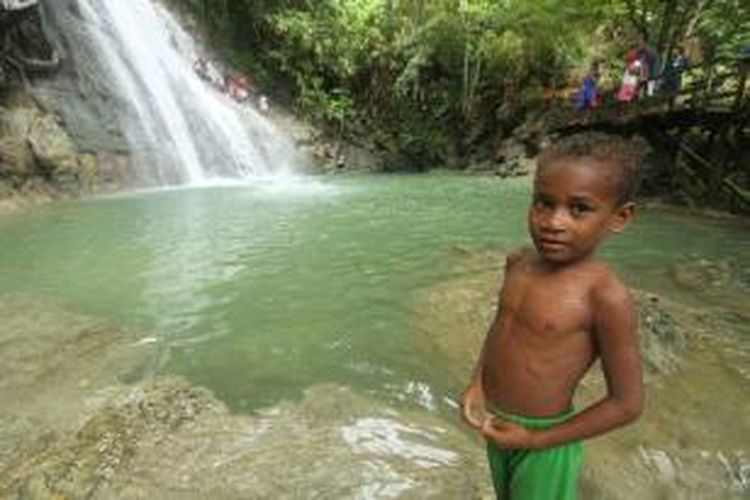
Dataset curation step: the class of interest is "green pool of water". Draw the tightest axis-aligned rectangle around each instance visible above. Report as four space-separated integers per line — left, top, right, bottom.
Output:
0 175 748 415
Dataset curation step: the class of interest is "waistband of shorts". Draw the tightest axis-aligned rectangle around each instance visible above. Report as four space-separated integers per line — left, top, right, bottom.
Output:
486 402 576 429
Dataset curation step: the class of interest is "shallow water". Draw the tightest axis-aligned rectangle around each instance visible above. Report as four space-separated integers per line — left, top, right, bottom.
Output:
0 176 530 411
0 175 748 497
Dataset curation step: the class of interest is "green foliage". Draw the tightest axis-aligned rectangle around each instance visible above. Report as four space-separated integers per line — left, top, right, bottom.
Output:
595 0 750 61
268 0 382 125
174 0 749 169
697 0 750 61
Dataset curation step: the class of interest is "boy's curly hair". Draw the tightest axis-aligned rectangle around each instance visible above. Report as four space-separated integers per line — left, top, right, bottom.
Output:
538 132 642 205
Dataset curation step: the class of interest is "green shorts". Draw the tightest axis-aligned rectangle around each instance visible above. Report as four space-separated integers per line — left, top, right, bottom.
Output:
485 405 583 500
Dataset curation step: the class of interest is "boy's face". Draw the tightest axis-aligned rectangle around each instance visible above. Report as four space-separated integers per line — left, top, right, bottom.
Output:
528 157 634 265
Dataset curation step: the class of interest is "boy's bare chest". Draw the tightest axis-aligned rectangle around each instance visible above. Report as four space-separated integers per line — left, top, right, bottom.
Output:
501 270 593 336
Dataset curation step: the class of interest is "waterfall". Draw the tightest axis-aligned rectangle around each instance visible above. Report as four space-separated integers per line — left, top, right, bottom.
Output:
71 0 297 185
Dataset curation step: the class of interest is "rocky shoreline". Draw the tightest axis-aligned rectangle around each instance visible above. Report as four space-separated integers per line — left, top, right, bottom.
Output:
0 90 141 212
0 293 493 499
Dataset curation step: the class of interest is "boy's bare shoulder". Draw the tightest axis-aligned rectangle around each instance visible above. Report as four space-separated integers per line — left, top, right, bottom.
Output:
589 262 634 312
505 246 535 269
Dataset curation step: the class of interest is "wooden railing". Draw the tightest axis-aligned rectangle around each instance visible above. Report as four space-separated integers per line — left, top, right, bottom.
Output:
673 138 749 211
546 56 749 129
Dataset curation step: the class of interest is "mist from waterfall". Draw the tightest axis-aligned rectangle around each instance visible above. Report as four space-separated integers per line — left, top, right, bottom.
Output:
74 0 298 186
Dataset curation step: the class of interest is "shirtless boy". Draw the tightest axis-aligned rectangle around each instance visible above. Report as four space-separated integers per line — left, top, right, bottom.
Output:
462 132 644 499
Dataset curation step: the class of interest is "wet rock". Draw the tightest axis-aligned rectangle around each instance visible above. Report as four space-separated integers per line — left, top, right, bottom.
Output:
492 155 532 178
668 258 735 290
0 293 156 423
27 111 79 175
0 294 491 498
0 104 104 201
581 442 750 500
493 136 527 164
463 135 535 177
77 152 98 192
636 292 686 375
0 378 492 499
30 0 130 155
334 141 379 172
0 136 33 180
0 104 34 135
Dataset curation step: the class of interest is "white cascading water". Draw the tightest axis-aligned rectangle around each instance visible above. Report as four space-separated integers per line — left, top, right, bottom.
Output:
75 0 298 185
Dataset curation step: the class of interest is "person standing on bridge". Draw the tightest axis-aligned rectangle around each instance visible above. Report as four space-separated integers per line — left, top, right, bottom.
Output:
662 46 689 110
617 55 641 104
576 64 600 112
636 35 660 98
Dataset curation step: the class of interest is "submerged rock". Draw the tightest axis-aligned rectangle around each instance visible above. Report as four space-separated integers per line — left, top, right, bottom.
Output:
0 294 153 404
0 378 492 499
668 257 737 291
0 293 492 499
0 293 157 493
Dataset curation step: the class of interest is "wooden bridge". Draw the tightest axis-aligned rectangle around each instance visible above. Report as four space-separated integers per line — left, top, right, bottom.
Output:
544 56 749 213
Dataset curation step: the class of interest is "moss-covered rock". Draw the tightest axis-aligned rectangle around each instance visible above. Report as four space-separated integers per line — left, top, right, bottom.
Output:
27 112 78 175
0 136 33 180
0 102 105 204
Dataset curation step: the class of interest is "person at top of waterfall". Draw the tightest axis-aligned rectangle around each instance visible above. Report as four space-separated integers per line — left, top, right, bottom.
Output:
194 57 224 91
461 132 644 500
229 75 251 102
576 64 599 110
258 94 269 113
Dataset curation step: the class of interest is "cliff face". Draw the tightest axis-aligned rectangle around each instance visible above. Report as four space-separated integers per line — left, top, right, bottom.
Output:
0 1 138 208
31 0 129 154
2 0 130 153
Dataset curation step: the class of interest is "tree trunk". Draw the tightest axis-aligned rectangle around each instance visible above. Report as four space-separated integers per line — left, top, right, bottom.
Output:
624 0 649 37
460 0 469 116
684 0 714 40
656 0 678 56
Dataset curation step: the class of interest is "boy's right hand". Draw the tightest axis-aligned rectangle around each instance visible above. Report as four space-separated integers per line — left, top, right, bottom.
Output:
461 383 488 429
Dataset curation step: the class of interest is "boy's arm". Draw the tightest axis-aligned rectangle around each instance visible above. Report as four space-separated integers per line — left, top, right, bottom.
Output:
483 276 644 449
535 277 643 448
